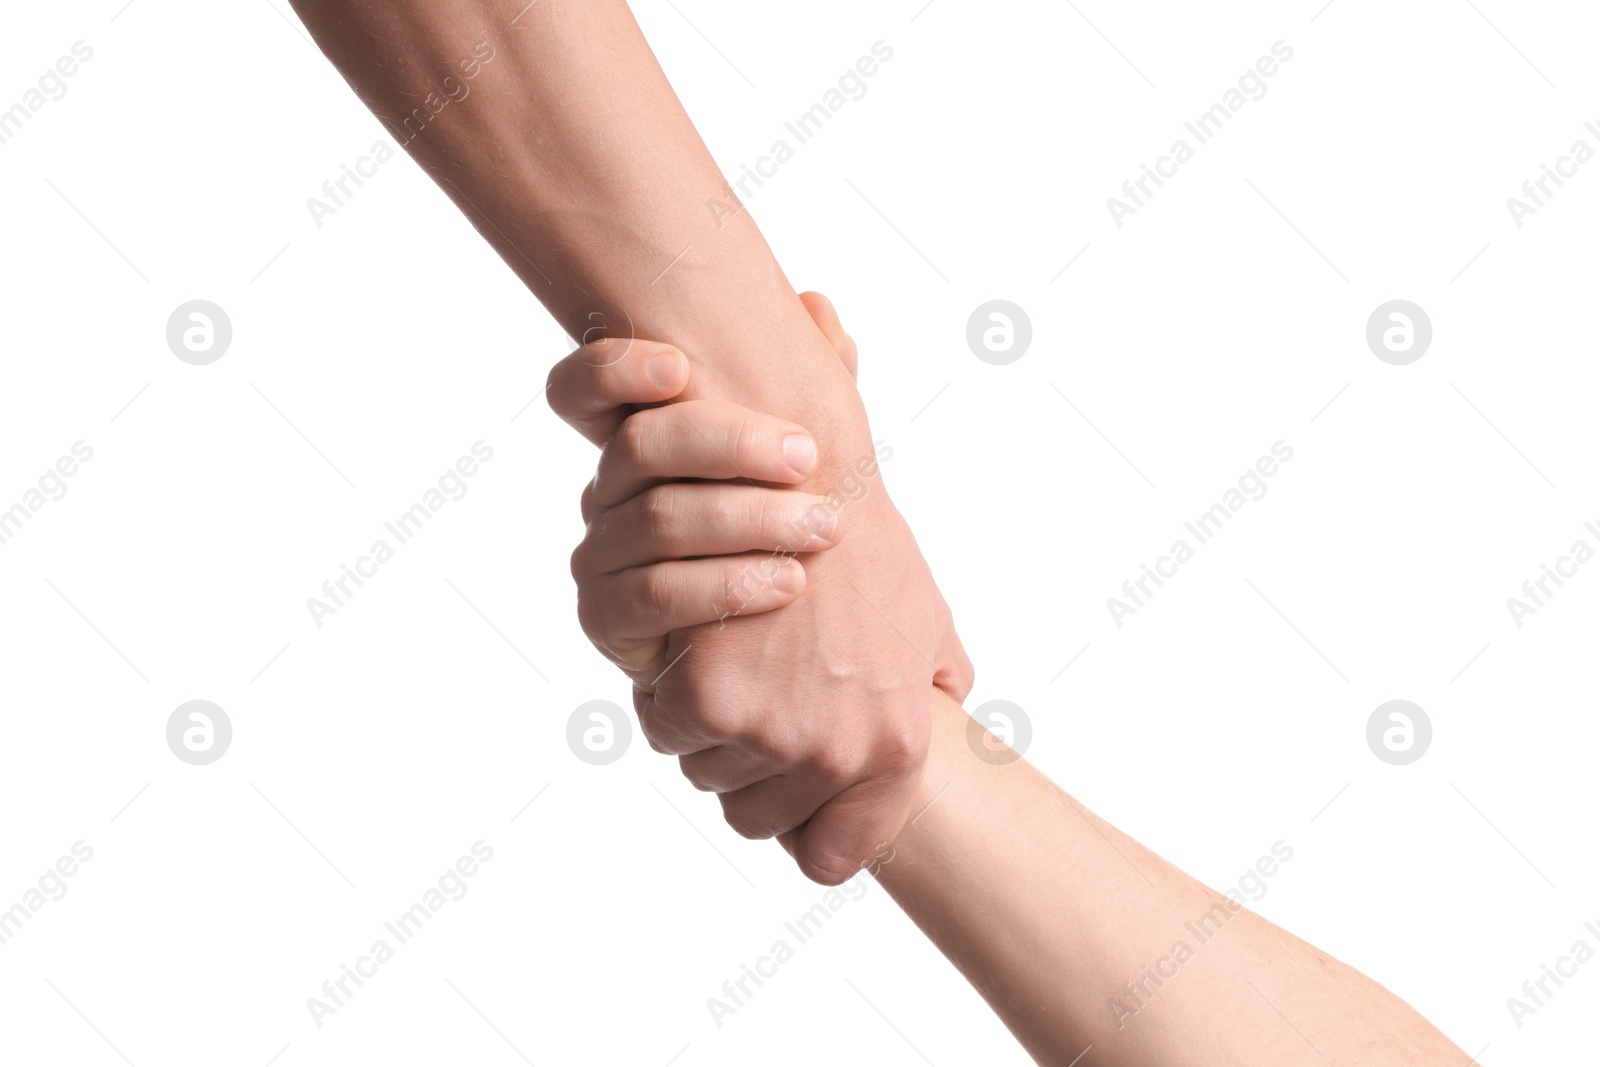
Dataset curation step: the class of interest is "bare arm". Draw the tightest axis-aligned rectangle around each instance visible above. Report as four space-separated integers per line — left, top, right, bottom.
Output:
878 689 1472 1066
287 0 973 884
288 0 855 438
550 316 1473 1066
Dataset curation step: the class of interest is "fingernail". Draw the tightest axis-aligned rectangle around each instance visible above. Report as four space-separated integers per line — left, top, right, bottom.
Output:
782 434 818 476
771 560 802 595
645 352 682 390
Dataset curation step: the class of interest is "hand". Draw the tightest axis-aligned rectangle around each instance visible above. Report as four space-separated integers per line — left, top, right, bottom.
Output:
557 351 845 681
549 293 973 885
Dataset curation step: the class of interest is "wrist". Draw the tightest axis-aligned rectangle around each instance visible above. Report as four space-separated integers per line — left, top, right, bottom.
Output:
903 689 972 830
664 299 870 462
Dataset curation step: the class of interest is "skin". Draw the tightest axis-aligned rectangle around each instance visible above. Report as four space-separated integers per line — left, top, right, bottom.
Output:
558 294 858 682
550 302 1477 1067
289 0 971 884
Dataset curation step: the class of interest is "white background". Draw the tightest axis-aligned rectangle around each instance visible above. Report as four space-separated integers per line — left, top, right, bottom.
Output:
2 0 1596 1063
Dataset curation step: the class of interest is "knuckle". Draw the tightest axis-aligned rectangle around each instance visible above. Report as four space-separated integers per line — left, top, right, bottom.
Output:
568 539 594 582
677 756 718 793
811 740 861 787
638 487 681 547
720 799 775 841
764 741 805 771
727 819 767 842
751 493 784 543
705 492 740 532
544 356 577 408
585 335 624 365
880 718 929 777
578 480 599 524
637 707 682 756
745 719 803 766
616 413 653 465
723 413 756 466
635 565 677 621
695 701 744 744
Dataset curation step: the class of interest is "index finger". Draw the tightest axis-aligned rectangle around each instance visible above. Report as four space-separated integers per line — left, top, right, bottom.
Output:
545 336 689 447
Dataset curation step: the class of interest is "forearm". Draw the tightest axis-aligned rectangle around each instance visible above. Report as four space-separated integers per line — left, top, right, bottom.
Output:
876 690 1468 1066
289 0 862 448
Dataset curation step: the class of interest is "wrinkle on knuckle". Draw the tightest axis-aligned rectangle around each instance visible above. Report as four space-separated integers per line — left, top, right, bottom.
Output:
617 414 653 466
639 487 680 547
636 565 676 620
812 741 860 787
743 720 801 766
724 412 764 469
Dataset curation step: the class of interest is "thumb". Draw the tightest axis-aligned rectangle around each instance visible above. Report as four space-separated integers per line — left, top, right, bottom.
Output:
789 771 917 886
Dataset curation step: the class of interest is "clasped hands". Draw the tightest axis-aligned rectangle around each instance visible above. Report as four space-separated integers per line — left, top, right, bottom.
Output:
548 293 971 884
